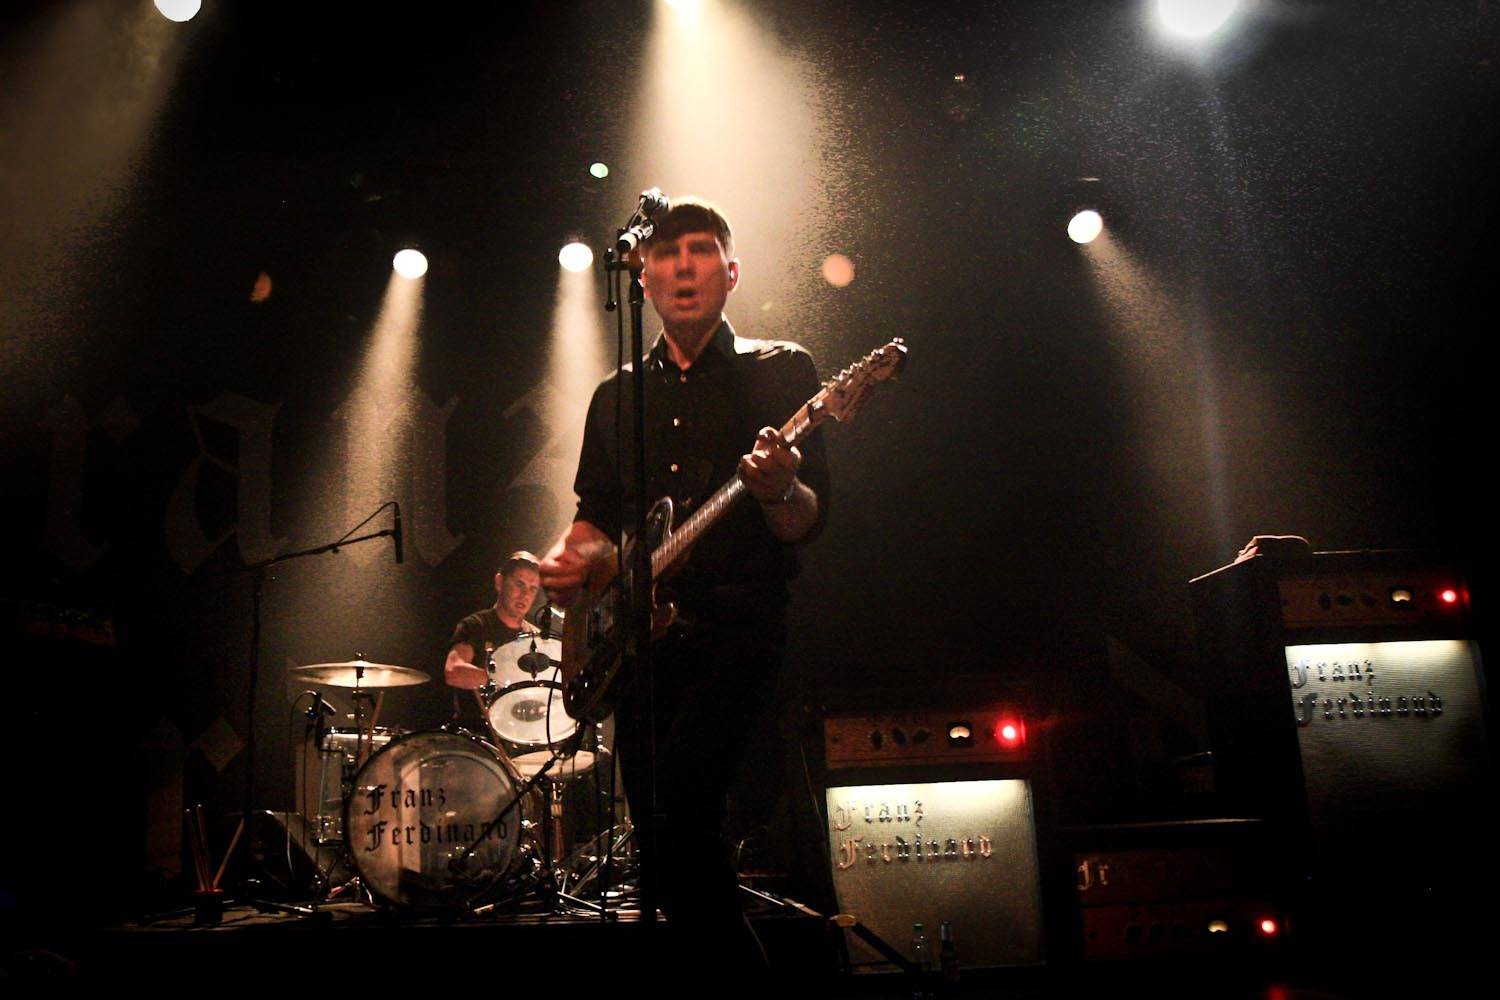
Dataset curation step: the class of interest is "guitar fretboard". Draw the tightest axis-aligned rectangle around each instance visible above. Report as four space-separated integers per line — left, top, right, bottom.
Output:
649 398 821 580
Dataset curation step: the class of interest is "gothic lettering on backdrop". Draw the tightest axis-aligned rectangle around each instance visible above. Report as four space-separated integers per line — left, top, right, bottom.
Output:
407 393 466 567
329 390 468 568
165 392 287 574
41 394 139 570
39 386 489 574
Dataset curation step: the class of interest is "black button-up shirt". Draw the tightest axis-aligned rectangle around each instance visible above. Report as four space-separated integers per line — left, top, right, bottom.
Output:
572 320 830 617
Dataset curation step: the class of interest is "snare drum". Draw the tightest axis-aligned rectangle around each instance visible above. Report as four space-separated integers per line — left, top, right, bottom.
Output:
343 729 530 910
509 716 610 778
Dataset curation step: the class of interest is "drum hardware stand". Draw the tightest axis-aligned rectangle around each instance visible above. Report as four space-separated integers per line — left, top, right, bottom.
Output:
451 726 580 891
307 670 396 914
286 687 382 912
450 723 627 919
348 674 384 766
535 722 621 918
552 721 633 901
559 816 637 904
475 625 625 916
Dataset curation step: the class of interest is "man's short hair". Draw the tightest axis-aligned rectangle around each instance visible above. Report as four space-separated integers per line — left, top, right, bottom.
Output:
499 550 540 577
644 196 735 258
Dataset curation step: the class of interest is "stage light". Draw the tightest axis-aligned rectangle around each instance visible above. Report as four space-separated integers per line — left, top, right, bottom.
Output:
392 249 428 280
1439 588 1459 606
995 717 1025 749
559 242 594 273
821 253 855 288
1156 0 1240 40
249 272 273 304
664 0 704 24
1068 210 1103 244
1258 917 1279 936
589 162 610 179
154 0 202 21
1207 919 1230 935
1390 588 1413 604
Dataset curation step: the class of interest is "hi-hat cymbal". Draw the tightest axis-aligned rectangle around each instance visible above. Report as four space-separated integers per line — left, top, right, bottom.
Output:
289 660 431 688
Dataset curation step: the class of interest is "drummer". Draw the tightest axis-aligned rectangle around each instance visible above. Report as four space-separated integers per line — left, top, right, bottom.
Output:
443 551 544 717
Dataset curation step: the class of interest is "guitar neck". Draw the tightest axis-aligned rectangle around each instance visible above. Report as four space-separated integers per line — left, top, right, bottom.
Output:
649 397 822 581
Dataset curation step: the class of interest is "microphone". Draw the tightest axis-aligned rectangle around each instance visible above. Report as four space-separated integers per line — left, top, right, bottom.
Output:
392 502 404 564
534 604 565 640
616 187 671 254
518 636 556 676
304 690 337 742
638 187 669 219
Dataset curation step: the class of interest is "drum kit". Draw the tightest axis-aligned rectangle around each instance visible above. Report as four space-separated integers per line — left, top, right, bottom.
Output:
287 617 629 914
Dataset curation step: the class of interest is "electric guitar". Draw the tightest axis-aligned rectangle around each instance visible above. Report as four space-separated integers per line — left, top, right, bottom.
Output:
559 338 909 724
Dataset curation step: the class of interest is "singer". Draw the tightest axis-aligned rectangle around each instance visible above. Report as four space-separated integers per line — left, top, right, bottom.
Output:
540 197 831 975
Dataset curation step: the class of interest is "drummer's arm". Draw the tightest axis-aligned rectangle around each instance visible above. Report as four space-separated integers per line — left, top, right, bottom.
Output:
445 641 486 690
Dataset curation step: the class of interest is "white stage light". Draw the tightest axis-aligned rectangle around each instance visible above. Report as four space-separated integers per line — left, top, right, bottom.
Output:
1068 210 1104 245
154 0 202 22
559 242 594 273
392 249 429 279
1157 0 1240 40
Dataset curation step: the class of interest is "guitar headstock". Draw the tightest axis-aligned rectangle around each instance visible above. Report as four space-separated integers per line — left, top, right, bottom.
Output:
816 338 907 425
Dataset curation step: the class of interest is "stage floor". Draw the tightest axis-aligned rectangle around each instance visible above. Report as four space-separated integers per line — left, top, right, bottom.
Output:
6 893 1394 997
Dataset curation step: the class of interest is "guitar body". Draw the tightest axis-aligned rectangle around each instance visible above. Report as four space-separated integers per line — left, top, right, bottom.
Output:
559 498 678 724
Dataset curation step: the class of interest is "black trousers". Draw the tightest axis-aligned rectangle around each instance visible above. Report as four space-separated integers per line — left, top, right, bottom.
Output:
615 616 786 972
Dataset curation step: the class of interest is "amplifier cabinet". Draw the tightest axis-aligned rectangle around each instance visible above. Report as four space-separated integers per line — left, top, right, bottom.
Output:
1189 549 1491 951
825 777 1046 970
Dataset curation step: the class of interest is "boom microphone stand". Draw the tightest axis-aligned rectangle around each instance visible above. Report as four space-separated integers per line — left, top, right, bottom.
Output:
224 502 403 911
602 189 665 925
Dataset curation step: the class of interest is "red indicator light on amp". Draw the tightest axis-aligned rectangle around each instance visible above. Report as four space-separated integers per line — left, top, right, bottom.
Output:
995 718 1025 749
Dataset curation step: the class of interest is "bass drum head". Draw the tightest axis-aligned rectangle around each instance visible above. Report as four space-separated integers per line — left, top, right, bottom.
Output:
344 730 525 911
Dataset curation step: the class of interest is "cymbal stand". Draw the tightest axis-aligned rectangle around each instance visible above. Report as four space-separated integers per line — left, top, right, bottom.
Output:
302 660 388 911
560 818 637 905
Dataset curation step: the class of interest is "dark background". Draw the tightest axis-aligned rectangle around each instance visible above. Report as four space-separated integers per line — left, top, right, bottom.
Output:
1 0 1492 914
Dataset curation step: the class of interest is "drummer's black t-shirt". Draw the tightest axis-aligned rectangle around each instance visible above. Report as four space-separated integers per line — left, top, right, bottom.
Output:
446 608 534 728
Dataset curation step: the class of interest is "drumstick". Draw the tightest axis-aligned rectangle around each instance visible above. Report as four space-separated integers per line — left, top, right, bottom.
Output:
194 804 213 889
184 808 208 890
367 691 384 736
211 815 246 890
361 691 385 766
183 810 202 889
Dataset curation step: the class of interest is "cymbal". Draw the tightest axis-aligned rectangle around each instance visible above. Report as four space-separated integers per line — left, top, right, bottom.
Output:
290 660 431 688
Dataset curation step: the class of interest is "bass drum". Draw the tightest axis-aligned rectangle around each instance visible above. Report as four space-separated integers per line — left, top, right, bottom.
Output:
344 729 529 911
